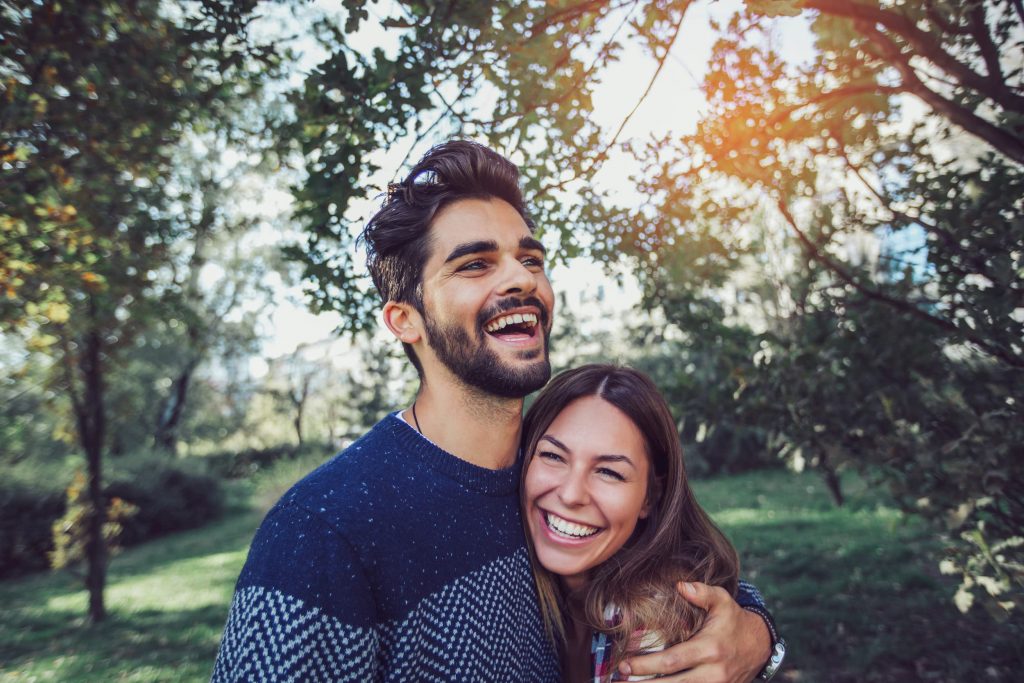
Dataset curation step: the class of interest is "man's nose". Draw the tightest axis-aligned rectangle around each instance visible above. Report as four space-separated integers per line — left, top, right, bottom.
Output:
496 256 538 297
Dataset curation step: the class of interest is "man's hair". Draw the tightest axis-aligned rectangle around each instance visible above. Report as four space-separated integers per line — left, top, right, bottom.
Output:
361 140 535 374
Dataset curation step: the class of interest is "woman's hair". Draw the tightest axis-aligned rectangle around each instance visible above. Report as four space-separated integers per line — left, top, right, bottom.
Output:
520 364 739 668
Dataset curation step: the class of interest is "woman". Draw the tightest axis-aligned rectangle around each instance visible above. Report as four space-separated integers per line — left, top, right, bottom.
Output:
520 364 740 682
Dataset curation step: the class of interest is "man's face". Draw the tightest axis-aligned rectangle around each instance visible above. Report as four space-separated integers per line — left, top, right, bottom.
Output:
416 197 555 398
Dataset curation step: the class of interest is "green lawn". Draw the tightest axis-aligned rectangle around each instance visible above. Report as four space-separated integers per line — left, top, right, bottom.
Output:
0 510 262 682
1 470 1020 682
695 470 1023 682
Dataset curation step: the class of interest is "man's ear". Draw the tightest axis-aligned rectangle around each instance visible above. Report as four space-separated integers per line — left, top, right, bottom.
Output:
382 301 422 344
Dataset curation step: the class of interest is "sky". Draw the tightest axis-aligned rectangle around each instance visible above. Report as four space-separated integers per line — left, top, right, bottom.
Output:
247 1 816 368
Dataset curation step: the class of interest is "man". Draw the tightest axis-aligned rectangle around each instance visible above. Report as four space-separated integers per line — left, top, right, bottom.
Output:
212 141 782 682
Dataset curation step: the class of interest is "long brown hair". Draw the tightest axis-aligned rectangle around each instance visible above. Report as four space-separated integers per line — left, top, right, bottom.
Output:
520 364 739 669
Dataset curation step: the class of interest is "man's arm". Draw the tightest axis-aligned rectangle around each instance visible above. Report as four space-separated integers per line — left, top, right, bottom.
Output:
618 581 776 683
211 502 380 682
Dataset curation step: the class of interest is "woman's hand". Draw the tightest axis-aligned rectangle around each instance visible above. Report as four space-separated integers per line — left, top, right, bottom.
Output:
617 582 771 683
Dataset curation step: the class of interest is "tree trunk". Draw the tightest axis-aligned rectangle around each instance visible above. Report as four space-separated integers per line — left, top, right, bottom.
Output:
294 405 304 446
819 445 845 507
154 356 199 453
77 316 108 624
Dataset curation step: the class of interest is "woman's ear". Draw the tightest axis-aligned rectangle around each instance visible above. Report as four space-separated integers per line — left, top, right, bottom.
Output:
382 301 422 344
639 476 663 520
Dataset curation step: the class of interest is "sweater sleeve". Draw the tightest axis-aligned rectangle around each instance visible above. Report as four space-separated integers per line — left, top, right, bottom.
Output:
211 502 380 682
736 579 766 610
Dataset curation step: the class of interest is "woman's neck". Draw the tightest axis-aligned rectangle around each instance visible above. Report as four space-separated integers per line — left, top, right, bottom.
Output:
560 580 594 683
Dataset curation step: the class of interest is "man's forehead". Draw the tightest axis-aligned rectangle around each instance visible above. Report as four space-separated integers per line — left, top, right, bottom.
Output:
425 198 534 260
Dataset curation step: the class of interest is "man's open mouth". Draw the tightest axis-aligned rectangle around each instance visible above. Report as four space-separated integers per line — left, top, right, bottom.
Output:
483 311 540 340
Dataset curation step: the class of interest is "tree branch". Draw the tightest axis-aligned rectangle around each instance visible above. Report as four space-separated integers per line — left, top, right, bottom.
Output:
775 199 1023 368
1012 0 1024 28
967 2 1004 85
801 0 1024 114
525 0 624 40
924 0 966 36
538 6 688 195
766 82 903 129
858 21 1024 164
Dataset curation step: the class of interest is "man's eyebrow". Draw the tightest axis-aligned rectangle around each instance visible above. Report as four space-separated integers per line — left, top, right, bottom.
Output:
520 236 546 254
444 240 499 263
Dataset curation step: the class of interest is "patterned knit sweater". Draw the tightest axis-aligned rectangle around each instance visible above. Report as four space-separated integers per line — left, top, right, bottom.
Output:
211 414 560 682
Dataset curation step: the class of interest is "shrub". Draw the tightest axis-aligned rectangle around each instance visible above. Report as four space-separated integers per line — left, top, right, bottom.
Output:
0 479 65 579
251 450 333 513
0 454 225 577
202 444 304 479
50 470 138 573
106 456 224 546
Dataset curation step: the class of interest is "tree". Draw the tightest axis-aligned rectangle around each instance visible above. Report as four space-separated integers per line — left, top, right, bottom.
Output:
0 0 272 623
282 0 1023 615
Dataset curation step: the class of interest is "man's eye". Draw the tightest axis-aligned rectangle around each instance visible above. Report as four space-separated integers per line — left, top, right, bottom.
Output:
457 260 487 272
522 256 545 269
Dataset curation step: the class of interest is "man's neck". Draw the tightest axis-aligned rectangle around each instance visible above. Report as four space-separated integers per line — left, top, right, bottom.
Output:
406 380 524 470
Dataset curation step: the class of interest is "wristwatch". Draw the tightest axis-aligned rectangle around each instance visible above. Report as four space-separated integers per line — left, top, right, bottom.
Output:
742 604 786 681
757 639 786 680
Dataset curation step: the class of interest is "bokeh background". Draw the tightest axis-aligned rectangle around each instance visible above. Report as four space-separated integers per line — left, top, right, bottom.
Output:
2 1 1022 681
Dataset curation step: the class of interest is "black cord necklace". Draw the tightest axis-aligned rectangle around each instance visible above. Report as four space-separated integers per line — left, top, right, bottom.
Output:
411 401 423 435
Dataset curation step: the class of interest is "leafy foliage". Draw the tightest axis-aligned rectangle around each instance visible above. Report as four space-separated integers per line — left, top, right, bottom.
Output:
50 471 137 575
0 0 274 622
282 0 1023 616
0 473 65 579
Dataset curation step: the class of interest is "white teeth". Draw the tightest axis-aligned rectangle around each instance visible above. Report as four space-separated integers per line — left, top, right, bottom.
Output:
546 512 599 538
485 312 539 333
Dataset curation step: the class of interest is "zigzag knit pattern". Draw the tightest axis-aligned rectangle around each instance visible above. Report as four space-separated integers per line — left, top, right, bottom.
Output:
212 550 557 682
211 415 560 682
213 586 379 681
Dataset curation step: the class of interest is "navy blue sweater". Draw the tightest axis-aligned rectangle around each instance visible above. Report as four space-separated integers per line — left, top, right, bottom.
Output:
212 414 560 682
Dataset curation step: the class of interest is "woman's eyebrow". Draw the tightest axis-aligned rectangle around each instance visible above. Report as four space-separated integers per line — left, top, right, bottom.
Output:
595 454 636 469
540 435 569 451
539 436 637 469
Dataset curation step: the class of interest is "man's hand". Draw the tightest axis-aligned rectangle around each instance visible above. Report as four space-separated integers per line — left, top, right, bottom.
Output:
618 581 772 683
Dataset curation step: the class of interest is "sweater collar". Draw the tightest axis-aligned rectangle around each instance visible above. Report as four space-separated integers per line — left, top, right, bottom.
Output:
386 412 521 496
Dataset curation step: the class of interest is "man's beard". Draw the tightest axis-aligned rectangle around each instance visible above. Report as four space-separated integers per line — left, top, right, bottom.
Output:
423 298 552 399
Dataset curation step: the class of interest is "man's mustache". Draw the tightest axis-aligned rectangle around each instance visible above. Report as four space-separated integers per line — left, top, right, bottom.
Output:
476 296 550 331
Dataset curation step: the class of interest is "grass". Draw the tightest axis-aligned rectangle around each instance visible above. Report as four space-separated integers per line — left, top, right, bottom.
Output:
693 469 1024 682
0 469 1020 682
0 509 263 682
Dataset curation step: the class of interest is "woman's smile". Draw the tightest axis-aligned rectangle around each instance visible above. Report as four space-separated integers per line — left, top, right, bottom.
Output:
524 395 651 589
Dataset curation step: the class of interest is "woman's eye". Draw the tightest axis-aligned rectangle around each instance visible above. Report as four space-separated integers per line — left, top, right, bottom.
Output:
597 467 626 482
538 451 563 463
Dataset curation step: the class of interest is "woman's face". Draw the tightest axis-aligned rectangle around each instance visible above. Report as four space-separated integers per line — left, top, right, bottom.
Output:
523 395 651 590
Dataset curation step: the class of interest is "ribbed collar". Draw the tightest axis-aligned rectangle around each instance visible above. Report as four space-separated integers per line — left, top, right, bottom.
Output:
385 412 521 497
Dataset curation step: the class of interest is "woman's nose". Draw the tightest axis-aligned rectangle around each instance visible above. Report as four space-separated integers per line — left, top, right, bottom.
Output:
557 470 590 507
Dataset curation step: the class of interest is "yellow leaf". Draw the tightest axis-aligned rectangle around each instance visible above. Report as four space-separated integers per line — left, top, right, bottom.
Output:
44 301 70 324
27 333 59 350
